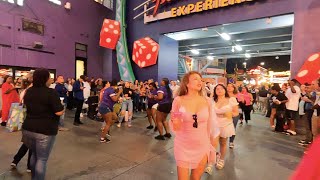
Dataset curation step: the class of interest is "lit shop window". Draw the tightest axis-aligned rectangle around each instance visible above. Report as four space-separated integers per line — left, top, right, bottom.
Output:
94 0 113 10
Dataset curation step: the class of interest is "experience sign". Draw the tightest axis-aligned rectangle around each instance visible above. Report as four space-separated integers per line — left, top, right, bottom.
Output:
1 0 61 6
134 0 256 24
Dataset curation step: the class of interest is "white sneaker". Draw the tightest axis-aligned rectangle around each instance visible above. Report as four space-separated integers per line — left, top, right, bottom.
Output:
229 142 234 149
117 123 121 128
80 113 84 118
286 130 297 136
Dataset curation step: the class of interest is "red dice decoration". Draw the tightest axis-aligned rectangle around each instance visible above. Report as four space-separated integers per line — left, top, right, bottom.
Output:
295 52 320 84
132 37 159 68
99 19 120 50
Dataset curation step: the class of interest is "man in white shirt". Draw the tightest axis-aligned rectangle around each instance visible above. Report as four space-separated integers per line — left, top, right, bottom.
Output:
81 77 91 117
285 79 301 135
170 80 180 98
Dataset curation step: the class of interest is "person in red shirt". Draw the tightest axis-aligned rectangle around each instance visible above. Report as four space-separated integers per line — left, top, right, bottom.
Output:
1 76 19 126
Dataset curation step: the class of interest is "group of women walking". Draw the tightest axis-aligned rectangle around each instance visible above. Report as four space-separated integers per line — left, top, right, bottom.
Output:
171 71 244 180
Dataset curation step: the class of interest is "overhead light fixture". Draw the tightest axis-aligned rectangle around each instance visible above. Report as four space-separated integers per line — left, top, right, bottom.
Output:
220 33 231 41
202 27 208 31
266 17 272 24
260 62 265 66
245 53 251 58
235 45 242 51
289 61 292 64
275 56 279 60
231 46 235 53
17 0 24 6
207 56 214 60
191 49 200 55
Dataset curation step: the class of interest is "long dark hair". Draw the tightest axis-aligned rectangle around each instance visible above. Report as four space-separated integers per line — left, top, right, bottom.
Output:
33 69 50 87
214 84 229 102
162 78 172 99
3 75 11 83
149 82 157 90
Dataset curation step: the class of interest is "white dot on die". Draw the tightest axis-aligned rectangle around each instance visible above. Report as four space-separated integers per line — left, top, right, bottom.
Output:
297 70 308 77
308 53 319 62
136 41 140 44
139 49 142 54
113 30 119 34
136 52 139 58
109 24 114 29
152 46 157 52
146 54 151 60
132 55 135 61
318 70 320 74
138 60 141 67
148 40 153 43
104 19 109 24
104 28 109 32
145 37 151 40
141 61 146 67
114 21 119 26
134 44 137 49
141 46 146 49
151 43 157 46
106 38 111 43
138 43 143 46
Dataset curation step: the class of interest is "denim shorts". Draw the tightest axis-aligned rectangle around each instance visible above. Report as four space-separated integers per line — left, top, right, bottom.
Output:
99 106 112 115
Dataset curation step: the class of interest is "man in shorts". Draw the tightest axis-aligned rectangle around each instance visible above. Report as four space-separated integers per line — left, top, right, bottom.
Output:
285 79 301 135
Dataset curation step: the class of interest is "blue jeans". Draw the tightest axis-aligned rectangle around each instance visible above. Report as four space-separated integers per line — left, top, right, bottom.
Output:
22 130 56 180
230 116 240 143
119 99 133 124
59 103 67 127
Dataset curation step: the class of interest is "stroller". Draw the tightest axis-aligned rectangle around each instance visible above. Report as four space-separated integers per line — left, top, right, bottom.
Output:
87 96 99 120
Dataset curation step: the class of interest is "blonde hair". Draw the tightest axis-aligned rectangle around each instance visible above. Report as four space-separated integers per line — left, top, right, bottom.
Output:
178 71 203 96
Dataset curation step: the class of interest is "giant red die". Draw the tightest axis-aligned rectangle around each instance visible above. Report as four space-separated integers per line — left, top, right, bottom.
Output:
295 52 320 84
99 19 120 50
132 37 159 68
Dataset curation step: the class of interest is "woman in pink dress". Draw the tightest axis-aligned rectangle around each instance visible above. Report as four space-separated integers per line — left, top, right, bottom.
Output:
171 71 215 180
1 76 20 126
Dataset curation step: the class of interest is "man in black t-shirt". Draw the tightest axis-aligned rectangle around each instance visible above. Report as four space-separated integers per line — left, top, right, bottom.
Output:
271 85 289 132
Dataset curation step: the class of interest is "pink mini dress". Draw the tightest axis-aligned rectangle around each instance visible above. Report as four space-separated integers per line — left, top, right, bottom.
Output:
171 97 214 169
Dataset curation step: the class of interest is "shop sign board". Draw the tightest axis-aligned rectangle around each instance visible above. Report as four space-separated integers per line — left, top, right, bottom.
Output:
134 0 256 24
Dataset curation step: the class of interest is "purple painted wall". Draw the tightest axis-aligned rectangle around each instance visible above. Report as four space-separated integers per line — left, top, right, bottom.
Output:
0 0 114 79
291 0 320 77
126 0 320 80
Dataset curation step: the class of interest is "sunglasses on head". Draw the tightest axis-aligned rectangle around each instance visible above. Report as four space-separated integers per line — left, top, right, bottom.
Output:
192 114 198 128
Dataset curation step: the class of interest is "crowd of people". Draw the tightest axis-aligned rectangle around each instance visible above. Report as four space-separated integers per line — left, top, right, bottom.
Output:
0 69 319 180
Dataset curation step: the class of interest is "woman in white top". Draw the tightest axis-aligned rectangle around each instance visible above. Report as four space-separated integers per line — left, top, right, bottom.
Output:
227 83 240 149
211 84 239 170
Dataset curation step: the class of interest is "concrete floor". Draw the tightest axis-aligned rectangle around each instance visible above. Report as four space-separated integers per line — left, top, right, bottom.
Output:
0 111 304 180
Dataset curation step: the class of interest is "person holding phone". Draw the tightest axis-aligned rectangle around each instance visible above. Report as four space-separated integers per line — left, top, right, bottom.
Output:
117 82 134 128
73 75 86 126
55 75 69 131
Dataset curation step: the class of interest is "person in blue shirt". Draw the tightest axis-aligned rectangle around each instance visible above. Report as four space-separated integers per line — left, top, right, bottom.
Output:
99 80 122 143
55 75 69 131
73 75 85 126
153 78 173 140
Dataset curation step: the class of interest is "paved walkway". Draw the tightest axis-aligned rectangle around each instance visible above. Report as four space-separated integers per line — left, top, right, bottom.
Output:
0 111 304 180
